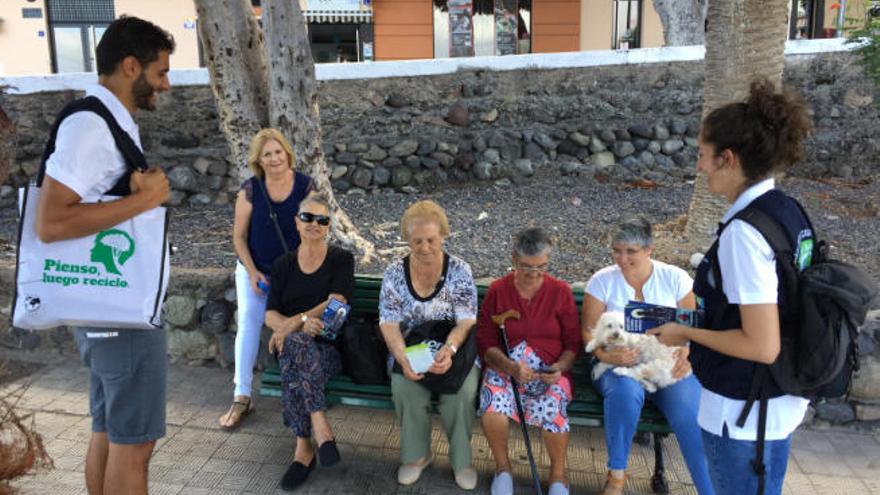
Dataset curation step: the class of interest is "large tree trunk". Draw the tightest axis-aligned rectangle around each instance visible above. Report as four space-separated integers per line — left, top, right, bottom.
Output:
652 0 708 46
0 103 13 186
194 0 269 178
196 0 375 259
683 0 791 250
262 0 374 260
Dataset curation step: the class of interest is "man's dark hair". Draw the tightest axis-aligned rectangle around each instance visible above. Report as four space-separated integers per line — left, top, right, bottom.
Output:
96 16 175 76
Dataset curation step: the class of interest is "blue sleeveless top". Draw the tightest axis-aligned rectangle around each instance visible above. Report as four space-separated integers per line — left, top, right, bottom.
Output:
243 171 313 275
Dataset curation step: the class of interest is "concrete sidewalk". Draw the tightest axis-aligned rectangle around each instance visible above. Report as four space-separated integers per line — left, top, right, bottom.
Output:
2 354 879 495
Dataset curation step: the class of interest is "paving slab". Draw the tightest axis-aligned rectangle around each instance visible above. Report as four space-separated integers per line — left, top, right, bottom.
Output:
2 353 878 494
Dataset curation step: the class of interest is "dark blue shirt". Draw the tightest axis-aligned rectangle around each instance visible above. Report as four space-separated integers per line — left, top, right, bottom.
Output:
243 171 314 275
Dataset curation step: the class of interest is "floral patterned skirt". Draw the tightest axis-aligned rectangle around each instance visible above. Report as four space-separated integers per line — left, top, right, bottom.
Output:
478 341 572 433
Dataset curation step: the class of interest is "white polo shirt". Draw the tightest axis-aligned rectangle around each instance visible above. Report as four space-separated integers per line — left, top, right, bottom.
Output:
44 84 142 200
698 177 809 441
586 260 693 312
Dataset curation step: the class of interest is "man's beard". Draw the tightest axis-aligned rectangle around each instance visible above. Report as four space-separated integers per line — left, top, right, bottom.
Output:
132 74 157 111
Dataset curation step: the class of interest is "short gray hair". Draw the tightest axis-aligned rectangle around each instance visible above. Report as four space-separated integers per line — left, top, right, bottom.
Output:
611 217 653 247
298 193 332 214
513 227 552 257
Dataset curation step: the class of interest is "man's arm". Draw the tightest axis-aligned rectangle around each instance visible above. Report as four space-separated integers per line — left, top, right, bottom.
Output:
35 169 168 243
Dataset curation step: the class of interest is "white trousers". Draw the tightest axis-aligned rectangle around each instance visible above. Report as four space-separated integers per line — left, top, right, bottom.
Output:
234 261 268 398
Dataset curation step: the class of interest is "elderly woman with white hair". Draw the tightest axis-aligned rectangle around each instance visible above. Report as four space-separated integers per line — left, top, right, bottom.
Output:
378 199 480 490
476 227 582 495
581 218 713 495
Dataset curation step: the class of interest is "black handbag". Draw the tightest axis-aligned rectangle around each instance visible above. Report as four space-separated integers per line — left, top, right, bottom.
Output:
339 317 390 385
391 320 477 394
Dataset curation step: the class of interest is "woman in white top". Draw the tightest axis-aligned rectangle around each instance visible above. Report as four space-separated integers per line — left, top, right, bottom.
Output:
649 78 814 495
582 218 713 495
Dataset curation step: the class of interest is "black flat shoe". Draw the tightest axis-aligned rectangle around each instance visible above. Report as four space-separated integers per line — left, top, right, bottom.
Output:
317 440 341 468
280 457 315 491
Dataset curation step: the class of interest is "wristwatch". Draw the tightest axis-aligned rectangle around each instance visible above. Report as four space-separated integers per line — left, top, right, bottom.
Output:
446 342 458 355
301 313 309 323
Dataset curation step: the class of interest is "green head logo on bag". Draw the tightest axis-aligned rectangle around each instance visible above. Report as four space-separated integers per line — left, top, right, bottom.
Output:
90 229 136 275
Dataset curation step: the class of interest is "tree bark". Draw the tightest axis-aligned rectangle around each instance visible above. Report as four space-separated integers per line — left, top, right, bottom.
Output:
196 0 375 260
652 0 708 46
262 0 374 261
683 0 791 249
194 0 269 179
0 103 14 186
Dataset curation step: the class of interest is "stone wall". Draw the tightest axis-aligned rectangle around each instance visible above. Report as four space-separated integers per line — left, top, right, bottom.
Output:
2 263 879 427
2 50 878 206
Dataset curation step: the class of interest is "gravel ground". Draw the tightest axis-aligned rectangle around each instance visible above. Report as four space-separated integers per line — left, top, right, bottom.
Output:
2 174 879 289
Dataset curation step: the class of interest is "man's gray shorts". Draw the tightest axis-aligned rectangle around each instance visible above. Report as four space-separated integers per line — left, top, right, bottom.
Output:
74 327 167 444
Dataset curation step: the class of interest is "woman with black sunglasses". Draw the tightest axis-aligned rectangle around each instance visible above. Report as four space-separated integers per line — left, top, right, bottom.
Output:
264 194 355 491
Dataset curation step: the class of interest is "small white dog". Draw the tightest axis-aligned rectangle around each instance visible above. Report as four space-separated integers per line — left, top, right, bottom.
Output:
585 311 688 392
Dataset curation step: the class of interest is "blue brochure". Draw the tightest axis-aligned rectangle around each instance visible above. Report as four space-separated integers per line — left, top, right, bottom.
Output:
624 301 704 334
320 297 351 341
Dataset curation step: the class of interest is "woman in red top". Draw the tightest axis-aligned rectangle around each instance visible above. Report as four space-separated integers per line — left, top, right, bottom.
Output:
476 227 582 495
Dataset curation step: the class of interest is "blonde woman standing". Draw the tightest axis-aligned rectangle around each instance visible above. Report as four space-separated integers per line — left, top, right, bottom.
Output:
219 128 315 430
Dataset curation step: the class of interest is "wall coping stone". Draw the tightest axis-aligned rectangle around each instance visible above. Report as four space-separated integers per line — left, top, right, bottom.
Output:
0 38 854 95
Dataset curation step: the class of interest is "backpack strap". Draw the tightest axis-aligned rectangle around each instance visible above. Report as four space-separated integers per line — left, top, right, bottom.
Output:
733 207 793 256
36 96 148 196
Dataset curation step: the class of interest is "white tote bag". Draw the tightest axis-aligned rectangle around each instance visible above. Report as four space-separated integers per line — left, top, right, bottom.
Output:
12 184 170 330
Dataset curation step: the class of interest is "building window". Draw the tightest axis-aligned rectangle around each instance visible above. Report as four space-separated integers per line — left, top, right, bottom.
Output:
788 0 829 39
433 0 532 58
46 0 114 73
612 0 641 49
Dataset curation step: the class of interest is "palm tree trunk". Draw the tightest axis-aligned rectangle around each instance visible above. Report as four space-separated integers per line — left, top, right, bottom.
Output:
683 0 790 249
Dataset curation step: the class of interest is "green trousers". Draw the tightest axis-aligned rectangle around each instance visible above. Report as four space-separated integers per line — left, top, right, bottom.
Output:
391 366 479 472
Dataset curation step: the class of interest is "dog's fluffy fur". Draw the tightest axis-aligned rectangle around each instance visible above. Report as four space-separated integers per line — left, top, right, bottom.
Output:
585 311 688 392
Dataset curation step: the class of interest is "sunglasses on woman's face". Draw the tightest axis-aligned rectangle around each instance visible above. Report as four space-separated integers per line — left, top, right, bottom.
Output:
297 212 331 226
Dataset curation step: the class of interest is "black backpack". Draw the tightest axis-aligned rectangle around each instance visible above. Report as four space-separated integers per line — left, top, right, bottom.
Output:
339 317 389 385
720 201 878 495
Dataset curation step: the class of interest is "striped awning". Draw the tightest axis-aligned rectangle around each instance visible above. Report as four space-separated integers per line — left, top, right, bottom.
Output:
305 10 373 23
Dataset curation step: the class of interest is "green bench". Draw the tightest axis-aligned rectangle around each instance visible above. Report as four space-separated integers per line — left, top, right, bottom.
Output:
261 274 674 493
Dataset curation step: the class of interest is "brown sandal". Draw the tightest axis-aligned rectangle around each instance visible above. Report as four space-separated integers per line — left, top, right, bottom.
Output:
600 471 626 495
219 398 254 431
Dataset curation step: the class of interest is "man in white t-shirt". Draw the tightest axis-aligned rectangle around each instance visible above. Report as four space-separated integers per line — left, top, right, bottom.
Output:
35 16 173 495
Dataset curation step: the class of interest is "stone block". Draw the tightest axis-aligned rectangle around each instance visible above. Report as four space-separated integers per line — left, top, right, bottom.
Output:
167 328 216 361
391 167 412 188
163 295 197 327
373 166 391 186
591 151 616 168
473 162 492 180
351 167 373 188
851 356 880 402
612 141 635 158
390 139 419 157
814 399 855 423
168 166 200 192
854 403 880 421
200 300 231 334
627 122 652 139
445 102 469 127
512 159 533 177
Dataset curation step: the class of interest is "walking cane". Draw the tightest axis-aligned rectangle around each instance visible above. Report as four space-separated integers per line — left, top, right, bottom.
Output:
491 310 543 495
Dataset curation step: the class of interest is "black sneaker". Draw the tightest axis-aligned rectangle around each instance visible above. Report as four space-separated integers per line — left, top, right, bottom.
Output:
317 440 341 468
280 457 316 491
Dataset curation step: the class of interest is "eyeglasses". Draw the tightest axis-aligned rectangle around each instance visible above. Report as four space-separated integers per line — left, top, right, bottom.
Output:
297 212 331 226
514 261 549 273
